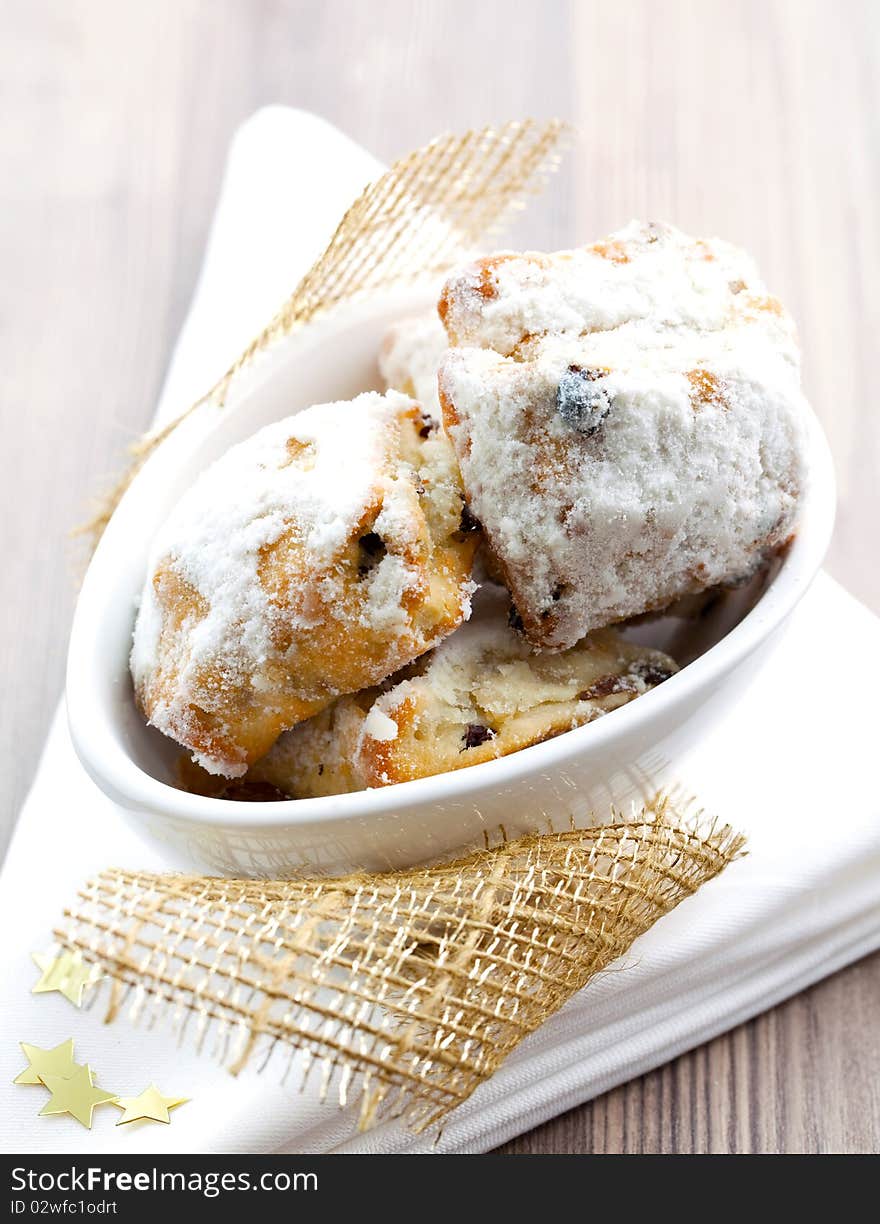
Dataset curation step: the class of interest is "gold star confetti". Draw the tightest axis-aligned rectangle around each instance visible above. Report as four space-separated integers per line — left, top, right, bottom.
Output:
114 1083 188 1126
14 1039 82 1086
38 1064 117 1129
31 950 103 1007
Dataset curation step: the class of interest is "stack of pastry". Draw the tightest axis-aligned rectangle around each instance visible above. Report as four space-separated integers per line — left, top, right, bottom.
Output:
132 222 809 799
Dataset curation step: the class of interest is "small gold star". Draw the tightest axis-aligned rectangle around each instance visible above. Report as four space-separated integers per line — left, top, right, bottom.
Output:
38 1064 117 1129
14 1038 82 1086
31 950 103 1007
114 1084 189 1126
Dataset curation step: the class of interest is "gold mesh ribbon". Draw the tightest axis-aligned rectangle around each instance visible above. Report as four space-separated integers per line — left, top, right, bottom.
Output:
84 118 568 545
55 796 744 1132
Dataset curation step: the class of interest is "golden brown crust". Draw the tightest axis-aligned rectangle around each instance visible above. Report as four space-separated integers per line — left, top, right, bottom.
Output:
133 393 478 776
242 600 678 798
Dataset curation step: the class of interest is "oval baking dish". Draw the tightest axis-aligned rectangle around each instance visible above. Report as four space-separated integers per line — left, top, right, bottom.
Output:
66 290 836 877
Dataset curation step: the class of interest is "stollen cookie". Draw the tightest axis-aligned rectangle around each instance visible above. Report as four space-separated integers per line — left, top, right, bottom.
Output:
245 586 677 796
437 221 809 648
132 390 479 776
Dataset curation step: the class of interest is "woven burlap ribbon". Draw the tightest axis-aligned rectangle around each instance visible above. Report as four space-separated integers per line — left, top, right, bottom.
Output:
68 122 745 1133
56 797 743 1133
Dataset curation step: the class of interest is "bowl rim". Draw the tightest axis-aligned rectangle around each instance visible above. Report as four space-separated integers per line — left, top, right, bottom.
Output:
66 301 836 834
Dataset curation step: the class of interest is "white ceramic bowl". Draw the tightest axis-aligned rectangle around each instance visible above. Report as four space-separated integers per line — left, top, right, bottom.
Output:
66 290 836 877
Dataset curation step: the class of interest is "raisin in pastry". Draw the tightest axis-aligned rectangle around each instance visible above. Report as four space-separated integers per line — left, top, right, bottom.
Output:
437 221 810 648
131 390 478 777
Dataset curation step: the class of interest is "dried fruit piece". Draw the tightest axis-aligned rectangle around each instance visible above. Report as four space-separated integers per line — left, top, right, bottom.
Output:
462 723 496 750
419 413 439 438
357 531 387 577
555 366 612 435
629 659 676 686
507 603 525 633
457 502 481 534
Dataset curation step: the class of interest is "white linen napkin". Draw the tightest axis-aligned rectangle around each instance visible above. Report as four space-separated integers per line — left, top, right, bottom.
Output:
1 108 879 1155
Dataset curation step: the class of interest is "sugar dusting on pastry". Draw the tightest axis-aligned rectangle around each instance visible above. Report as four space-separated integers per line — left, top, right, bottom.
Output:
439 220 794 357
136 399 404 666
378 312 448 413
438 221 809 648
131 389 478 776
362 707 399 743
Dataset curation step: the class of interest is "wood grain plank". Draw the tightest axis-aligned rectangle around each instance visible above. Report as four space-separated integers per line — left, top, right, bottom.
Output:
568 0 880 614
502 951 880 1153
0 0 877 1155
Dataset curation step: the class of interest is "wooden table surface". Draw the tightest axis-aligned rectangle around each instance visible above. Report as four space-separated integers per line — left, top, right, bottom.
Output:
1 0 877 1153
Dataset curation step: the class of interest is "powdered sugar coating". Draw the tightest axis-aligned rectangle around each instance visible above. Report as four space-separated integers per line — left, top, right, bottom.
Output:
438 222 810 648
439 220 790 355
132 389 477 775
378 312 448 415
